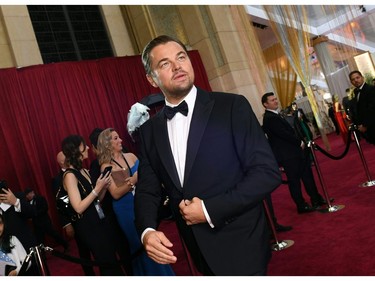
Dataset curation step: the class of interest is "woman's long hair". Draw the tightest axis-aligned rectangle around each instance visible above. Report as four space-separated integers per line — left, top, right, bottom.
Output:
97 128 115 166
62 135 86 170
0 213 14 253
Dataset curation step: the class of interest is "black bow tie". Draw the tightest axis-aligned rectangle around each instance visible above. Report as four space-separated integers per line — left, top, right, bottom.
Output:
164 100 188 120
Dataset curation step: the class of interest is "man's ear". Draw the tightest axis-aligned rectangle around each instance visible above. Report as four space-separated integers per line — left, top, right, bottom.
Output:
146 74 158 88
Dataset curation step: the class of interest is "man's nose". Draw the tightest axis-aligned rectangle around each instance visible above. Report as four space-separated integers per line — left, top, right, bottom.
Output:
172 61 182 71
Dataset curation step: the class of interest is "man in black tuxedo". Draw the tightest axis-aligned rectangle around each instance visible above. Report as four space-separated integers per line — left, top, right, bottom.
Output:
0 185 37 251
0 183 38 275
134 35 281 276
349 70 375 144
261 93 326 214
24 187 68 251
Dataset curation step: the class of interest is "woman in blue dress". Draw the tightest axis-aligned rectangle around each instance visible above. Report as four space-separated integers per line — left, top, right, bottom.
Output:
97 128 175 276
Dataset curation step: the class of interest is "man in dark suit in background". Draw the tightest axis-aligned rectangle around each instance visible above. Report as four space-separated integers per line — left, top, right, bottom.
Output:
0 181 38 275
0 184 36 251
261 92 326 214
134 35 281 276
24 187 68 251
349 70 375 144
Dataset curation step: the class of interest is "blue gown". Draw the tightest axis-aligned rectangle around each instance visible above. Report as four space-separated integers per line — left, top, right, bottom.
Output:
112 160 175 276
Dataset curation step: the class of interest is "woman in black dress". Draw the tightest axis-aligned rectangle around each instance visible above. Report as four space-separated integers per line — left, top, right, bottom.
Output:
62 135 124 276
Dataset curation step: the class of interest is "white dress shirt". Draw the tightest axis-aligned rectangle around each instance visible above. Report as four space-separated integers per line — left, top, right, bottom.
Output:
165 87 196 186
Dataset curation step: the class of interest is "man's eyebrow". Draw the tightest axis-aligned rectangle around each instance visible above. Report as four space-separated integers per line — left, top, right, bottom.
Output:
155 51 186 67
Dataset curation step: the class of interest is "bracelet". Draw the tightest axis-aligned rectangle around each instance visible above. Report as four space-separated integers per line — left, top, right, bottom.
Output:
92 189 99 197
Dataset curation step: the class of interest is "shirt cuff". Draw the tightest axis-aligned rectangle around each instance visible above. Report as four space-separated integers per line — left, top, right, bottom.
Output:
14 198 21 212
141 228 156 244
201 200 214 228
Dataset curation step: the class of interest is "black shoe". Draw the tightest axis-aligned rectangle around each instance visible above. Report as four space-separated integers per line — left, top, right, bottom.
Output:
275 223 293 232
311 197 335 209
297 203 315 214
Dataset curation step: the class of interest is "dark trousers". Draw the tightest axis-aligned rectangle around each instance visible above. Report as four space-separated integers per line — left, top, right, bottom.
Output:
34 221 68 249
282 155 321 208
264 193 277 224
175 216 214 276
75 233 96 276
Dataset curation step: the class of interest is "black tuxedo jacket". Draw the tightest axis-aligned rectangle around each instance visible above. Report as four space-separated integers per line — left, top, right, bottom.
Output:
355 83 375 143
2 194 37 252
30 194 53 228
262 110 304 163
135 88 281 275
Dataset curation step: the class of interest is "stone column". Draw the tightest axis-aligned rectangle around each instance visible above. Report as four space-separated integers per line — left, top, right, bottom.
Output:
312 35 351 101
101 5 136 56
0 5 42 68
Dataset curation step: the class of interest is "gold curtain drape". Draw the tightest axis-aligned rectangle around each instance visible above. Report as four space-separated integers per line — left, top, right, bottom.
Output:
229 6 297 110
263 5 329 148
263 43 297 108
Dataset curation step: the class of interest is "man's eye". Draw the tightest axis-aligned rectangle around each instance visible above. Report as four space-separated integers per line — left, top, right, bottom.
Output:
178 55 186 61
160 62 170 69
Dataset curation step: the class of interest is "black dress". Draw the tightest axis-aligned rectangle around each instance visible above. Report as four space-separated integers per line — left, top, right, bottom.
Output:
64 168 124 276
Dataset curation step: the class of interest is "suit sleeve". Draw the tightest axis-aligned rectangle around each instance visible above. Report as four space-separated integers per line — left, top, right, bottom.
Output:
17 195 35 219
203 96 282 228
362 86 375 128
134 122 163 235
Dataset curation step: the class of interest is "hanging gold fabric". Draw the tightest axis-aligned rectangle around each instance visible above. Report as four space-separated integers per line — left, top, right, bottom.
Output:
263 5 329 149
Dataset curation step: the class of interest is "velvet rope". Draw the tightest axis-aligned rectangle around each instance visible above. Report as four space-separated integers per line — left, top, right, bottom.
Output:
49 245 144 267
312 129 352 160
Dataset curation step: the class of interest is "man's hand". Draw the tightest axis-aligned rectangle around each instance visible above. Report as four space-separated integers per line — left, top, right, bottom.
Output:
143 230 177 264
179 197 207 225
0 188 17 205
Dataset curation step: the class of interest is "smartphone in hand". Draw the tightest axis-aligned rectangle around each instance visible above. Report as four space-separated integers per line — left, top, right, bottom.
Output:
101 166 112 178
0 180 9 194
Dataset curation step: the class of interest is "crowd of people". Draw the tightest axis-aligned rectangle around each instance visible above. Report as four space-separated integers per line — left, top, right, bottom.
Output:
0 35 374 276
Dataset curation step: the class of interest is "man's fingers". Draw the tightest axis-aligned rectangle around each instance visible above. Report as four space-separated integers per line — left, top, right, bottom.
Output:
144 231 177 264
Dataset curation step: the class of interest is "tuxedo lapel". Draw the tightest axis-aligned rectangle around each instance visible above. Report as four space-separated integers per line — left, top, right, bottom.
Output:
184 89 214 186
152 111 182 191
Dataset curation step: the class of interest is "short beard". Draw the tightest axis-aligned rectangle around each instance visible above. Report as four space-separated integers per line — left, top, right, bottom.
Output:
162 83 193 103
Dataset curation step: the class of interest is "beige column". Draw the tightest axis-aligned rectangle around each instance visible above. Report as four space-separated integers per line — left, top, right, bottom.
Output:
101 5 136 56
178 6 266 119
312 35 351 102
0 5 42 68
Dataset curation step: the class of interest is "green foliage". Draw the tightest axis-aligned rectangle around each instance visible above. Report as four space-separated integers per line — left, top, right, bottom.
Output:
364 72 374 85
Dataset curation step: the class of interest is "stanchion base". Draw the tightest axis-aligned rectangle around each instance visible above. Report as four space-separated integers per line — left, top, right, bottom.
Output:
359 180 375 187
270 239 294 251
317 204 345 213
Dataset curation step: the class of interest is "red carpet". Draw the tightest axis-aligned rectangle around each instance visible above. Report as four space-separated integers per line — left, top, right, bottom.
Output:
268 132 375 276
44 132 375 276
